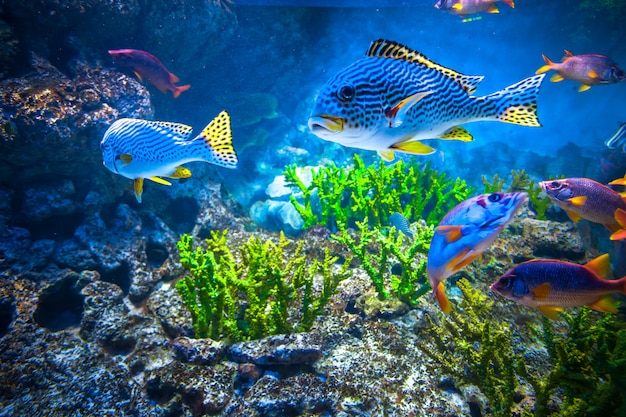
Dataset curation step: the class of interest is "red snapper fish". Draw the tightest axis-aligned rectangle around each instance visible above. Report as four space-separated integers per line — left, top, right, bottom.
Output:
490 254 626 320
108 49 191 98
540 177 626 235
434 0 514 16
427 191 527 313
535 50 626 92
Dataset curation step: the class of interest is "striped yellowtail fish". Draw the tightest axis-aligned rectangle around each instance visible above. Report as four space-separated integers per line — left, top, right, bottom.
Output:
308 39 545 161
605 122 626 152
101 110 238 202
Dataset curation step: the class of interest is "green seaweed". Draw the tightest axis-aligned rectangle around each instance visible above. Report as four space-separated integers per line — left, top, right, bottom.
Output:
332 218 433 305
284 154 473 231
176 231 352 341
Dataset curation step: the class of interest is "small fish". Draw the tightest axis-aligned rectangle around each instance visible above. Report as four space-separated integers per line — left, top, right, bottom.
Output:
540 177 626 233
389 212 413 238
308 39 544 162
535 50 625 92
427 192 527 313
434 0 514 16
101 111 238 202
108 49 191 98
490 254 626 320
605 123 626 152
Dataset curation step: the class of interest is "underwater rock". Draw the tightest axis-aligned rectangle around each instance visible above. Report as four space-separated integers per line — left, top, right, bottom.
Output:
20 180 77 223
171 336 226 365
227 333 323 366
354 290 410 319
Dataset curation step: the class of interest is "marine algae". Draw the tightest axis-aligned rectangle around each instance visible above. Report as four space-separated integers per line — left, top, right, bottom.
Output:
176 231 351 341
284 154 473 231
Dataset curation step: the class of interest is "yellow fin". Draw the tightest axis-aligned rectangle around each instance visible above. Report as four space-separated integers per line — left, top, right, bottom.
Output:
386 92 432 127
486 4 499 13
611 229 626 240
438 126 473 142
119 153 133 165
588 69 599 79
436 282 452 314
450 250 478 271
589 296 617 313
538 305 563 320
377 150 395 161
564 209 583 223
366 39 484 94
608 176 626 186
452 3 462 10
532 282 552 299
550 73 564 82
168 166 192 179
148 176 172 186
133 178 144 203
585 254 612 279
199 110 238 168
615 208 626 228
568 195 587 207
435 225 465 243
578 84 591 92
391 140 436 156
535 65 551 75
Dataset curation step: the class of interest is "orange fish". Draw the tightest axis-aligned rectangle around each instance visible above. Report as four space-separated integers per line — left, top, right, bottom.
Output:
434 0 514 16
612 209 626 240
109 49 191 98
535 50 625 92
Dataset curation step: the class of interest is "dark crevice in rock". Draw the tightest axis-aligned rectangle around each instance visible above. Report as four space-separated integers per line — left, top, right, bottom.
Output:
34 277 84 331
146 240 169 268
21 213 84 241
146 377 177 405
164 197 199 234
101 337 136 356
99 262 131 295
0 297 15 337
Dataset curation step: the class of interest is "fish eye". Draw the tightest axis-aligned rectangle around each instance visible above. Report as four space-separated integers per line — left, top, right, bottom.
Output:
337 84 356 102
488 192 502 203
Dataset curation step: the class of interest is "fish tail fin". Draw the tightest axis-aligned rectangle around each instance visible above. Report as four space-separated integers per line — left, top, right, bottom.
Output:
535 54 554 74
610 209 626 240
173 84 191 98
195 110 238 168
435 282 452 314
483 74 544 127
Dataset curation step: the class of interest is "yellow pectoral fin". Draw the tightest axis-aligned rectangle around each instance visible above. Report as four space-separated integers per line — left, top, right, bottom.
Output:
438 126 473 142
578 84 591 92
168 166 192 179
590 296 617 313
610 229 626 240
119 153 133 165
435 225 465 243
568 195 587 207
532 282 552 299
452 3 462 10
615 208 626 228
377 150 396 161
451 250 478 271
538 305 563 320
391 140 436 156
133 178 144 203
436 282 452 315
550 73 565 82
588 69 599 79
564 209 583 223
148 176 172 186
585 254 611 279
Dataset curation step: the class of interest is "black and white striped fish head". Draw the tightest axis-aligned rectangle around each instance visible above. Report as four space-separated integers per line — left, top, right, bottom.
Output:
308 60 387 148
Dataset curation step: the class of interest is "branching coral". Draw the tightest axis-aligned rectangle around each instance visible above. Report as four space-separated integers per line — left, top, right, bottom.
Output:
332 218 434 305
176 231 352 341
284 154 473 231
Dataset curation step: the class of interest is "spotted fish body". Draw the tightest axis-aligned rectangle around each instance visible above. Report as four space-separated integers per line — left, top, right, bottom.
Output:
490 254 626 319
101 110 238 202
427 192 527 313
308 39 544 161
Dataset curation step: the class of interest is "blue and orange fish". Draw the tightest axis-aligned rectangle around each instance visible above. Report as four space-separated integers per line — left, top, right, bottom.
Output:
434 0 514 16
540 177 626 235
535 50 625 92
427 192 527 313
101 111 238 202
490 254 626 319
109 49 191 98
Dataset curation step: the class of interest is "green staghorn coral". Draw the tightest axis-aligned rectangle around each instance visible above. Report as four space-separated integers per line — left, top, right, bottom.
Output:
332 218 434 305
176 231 352 341
284 154 473 231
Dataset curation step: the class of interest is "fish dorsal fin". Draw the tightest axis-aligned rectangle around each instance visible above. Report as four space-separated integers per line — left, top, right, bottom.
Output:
608 176 626 186
568 196 587 207
532 282 552 299
590 296 617 313
169 72 180 83
486 4 499 13
150 121 194 140
563 49 574 58
435 225 465 243
538 305 562 320
585 254 611 279
366 39 484 94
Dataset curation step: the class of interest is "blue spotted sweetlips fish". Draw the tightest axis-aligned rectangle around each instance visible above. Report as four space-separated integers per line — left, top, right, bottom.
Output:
308 39 545 161
101 110 238 202
490 254 626 320
427 191 527 313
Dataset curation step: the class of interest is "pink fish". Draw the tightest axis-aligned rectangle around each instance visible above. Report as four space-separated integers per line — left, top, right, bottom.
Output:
540 177 626 233
434 0 514 16
108 49 191 98
427 192 527 313
490 254 626 319
535 50 625 92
